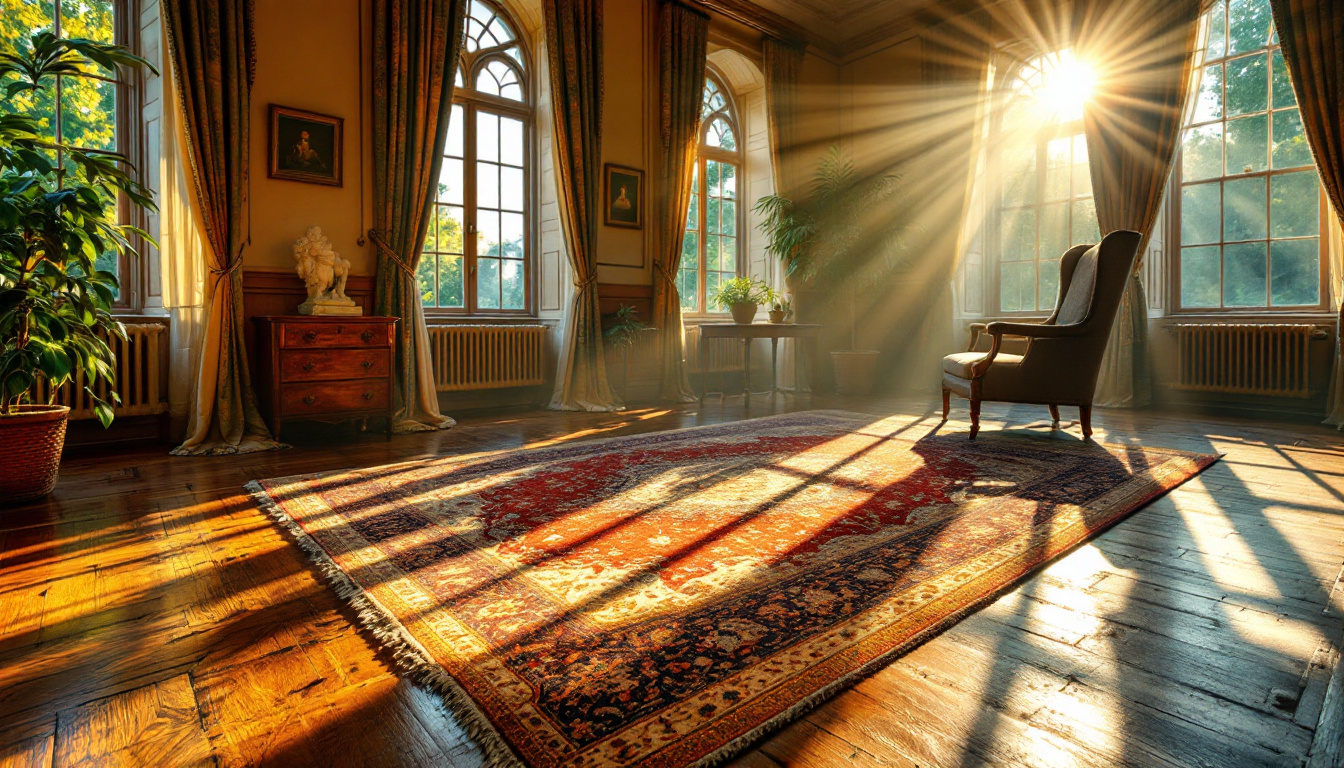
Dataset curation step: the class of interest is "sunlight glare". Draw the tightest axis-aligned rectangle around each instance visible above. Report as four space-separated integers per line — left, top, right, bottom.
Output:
1034 49 1097 122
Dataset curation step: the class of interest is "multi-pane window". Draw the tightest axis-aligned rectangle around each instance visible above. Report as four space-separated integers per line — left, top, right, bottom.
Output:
2 0 125 298
994 50 1100 314
419 0 529 313
679 74 741 314
1176 0 1323 310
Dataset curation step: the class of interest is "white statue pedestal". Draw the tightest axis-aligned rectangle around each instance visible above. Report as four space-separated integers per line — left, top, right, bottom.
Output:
298 297 363 316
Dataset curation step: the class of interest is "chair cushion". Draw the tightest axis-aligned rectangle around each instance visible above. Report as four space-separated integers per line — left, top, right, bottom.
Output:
942 351 1024 379
1057 244 1099 325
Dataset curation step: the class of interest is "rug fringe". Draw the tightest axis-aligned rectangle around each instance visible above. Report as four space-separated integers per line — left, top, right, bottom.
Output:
245 481 525 768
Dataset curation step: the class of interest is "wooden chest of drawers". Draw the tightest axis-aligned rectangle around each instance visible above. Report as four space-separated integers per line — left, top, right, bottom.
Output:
253 316 397 440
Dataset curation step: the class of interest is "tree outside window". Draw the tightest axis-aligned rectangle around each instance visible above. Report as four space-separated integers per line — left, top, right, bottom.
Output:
1175 0 1323 310
679 72 742 315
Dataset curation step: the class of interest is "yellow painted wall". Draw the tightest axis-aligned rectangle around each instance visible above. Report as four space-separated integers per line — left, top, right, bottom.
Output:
246 0 374 274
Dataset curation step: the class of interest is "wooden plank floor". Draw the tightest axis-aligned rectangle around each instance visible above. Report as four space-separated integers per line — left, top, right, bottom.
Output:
1 395 1342 767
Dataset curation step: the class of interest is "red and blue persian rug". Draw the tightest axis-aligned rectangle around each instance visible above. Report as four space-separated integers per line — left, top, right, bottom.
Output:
248 411 1216 767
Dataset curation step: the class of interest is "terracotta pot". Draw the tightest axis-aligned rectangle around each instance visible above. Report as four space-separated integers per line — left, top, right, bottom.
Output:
768 310 787 324
729 303 758 325
831 350 880 396
0 404 70 505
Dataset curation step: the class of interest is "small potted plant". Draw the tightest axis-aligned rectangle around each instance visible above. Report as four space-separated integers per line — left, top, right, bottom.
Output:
0 33 157 504
603 303 652 400
712 276 768 325
767 292 792 324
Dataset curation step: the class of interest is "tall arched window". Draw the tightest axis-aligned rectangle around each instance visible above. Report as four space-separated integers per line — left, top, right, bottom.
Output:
419 0 530 313
993 49 1100 314
1173 0 1324 311
679 72 743 314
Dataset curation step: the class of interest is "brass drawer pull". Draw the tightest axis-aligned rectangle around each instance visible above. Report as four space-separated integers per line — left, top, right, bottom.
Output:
303 331 317 343
303 394 317 405
361 360 373 370
303 361 316 372
362 391 374 400
361 330 376 343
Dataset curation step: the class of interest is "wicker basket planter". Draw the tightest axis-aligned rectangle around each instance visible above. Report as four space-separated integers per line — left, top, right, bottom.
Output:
831 350 880 396
0 405 70 505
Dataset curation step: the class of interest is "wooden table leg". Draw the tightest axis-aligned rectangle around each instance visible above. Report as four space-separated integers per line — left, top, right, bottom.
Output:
743 339 752 403
771 338 779 396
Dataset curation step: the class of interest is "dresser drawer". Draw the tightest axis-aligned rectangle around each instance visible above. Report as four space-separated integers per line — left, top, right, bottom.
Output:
281 380 389 416
281 322 392 349
280 349 390 382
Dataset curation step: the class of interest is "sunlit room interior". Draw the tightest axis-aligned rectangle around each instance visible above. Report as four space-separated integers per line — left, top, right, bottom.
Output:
2 0 1343 765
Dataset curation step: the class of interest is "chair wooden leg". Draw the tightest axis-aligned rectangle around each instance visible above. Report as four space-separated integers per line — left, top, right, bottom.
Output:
941 387 950 422
969 398 981 440
1080 405 1093 439
1048 404 1060 428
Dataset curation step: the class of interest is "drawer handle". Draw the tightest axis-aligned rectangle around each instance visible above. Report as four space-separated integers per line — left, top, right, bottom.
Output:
360 330 376 343
303 395 317 405
303 331 317 343
303 361 316 372
361 360 373 370
362 390 374 400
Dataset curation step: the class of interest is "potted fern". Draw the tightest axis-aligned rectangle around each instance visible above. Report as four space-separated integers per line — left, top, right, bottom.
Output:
754 147 913 395
0 33 156 503
711 276 769 325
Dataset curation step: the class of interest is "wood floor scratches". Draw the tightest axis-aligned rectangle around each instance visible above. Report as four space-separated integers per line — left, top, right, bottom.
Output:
0 396 1341 767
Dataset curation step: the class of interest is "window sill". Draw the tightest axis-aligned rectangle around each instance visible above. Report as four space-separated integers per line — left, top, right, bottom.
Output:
424 315 557 326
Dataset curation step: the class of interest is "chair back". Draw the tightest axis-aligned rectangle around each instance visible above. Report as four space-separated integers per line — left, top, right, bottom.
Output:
1045 230 1142 340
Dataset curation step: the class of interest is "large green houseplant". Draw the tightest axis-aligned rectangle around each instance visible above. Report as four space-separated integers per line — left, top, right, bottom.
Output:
0 32 156 503
753 147 914 394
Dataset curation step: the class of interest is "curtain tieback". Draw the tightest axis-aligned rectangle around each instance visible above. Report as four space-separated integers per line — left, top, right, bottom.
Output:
368 229 418 278
574 273 599 293
653 262 678 287
207 257 243 290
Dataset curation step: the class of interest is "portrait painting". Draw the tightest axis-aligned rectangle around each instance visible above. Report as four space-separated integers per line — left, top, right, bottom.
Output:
269 105 343 187
604 164 643 229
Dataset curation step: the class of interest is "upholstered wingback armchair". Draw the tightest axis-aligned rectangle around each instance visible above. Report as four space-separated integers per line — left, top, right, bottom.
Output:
941 229 1143 439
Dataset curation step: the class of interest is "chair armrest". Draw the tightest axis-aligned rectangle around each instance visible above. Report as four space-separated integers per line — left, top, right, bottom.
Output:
965 322 990 351
986 321 1085 339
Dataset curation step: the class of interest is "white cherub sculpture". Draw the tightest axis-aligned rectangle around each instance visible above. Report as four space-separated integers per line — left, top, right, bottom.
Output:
293 226 360 315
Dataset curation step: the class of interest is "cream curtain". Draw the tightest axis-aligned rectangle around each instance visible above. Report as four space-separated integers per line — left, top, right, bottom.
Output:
158 31 208 440
651 1 707 403
1078 0 1203 409
164 0 281 456
545 0 621 411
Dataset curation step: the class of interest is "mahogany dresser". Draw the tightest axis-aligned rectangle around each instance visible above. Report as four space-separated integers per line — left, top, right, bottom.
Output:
253 316 397 439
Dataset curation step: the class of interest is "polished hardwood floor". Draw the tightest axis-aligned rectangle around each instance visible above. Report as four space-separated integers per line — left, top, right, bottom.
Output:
1 395 1342 767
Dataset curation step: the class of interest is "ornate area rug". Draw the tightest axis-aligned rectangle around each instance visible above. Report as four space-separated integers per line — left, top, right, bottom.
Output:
248 411 1216 767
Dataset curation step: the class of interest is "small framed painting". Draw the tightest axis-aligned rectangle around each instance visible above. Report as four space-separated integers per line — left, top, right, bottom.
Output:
604 164 643 229
269 105 343 187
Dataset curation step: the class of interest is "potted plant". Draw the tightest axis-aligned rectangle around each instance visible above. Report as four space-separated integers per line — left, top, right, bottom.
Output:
766 290 792 324
0 33 156 503
603 303 652 400
754 147 914 395
712 276 768 325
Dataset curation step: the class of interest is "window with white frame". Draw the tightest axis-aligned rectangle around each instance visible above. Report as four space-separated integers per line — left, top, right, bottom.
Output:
1173 0 1324 311
678 72 743 315
2 0 134 304
419 0 531 313
992 49 1100 315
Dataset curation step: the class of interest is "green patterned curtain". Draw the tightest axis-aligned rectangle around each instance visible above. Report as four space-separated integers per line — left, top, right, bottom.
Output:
1077 0 1203 408
545 0 620 411
651 1 707 403
1269 1 1344 426
370 0 466 433
163 0 280 456
762 37 806 202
